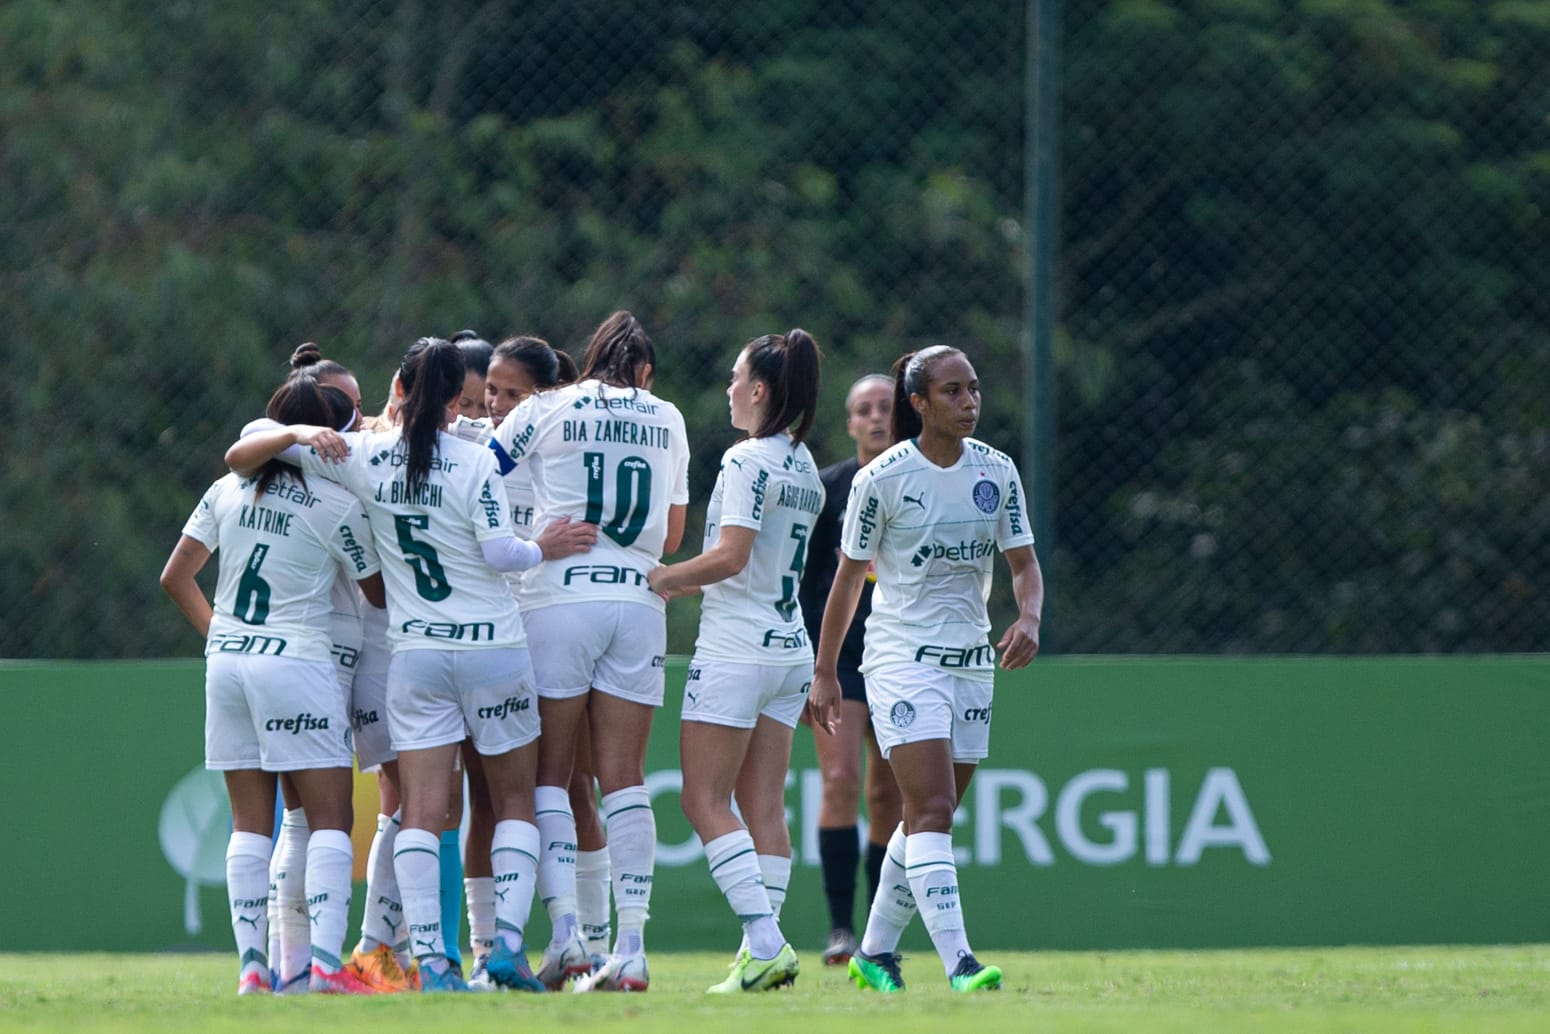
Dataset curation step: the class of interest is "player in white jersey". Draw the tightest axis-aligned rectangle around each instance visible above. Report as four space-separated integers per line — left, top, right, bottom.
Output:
226 338 598 993
648 329 824 993
809 346 1043 995
490 311 690 993
161 374 386 996
454 334 614 990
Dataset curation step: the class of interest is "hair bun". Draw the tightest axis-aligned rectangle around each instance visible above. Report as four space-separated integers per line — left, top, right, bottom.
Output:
289 341 323 370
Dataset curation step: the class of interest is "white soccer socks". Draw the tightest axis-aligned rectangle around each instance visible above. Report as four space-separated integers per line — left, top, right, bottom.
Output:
361 811 406 957
904 830 973 975
464 876 495 962
535 785 581 947
491 819 541 951
576 848 613 956
392 826 446 964
226 831 272 981
704 830 783 959
858 823 918 958
305 829 353 973
601 785 654 957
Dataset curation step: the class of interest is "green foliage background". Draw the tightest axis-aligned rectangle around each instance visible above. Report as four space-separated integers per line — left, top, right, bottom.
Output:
3 0 1545 657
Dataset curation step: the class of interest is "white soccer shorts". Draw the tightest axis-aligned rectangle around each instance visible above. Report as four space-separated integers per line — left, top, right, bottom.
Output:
520 600 666 706
204 654 353 772
681 657 811 730
386 646 539 756
864 662 994 763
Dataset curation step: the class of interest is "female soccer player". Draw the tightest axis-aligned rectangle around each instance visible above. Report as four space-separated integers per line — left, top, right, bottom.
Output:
226 338 597 993
454 334 612 990
647 329 824 993
797 373 903 965
808 346 1043 994
161 374 385 995
451 330 493 420
490 311 691 993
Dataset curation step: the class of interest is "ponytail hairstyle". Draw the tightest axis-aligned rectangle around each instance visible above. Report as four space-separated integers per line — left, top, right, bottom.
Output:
492 335 577 391
890 345 964 443
450 329 494 376
287 341 353 383
579 310 656 392
396 337 466 496
254 374 355 498
743 328 822 442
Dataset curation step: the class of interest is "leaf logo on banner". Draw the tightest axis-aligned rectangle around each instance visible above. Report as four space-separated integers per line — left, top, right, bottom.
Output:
158 767 231 935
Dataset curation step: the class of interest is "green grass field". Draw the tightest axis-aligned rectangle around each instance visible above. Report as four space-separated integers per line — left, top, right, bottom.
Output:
2 946 1547 1033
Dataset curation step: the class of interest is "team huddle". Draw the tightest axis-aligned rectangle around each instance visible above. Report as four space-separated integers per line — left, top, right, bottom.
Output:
159 310 1043 997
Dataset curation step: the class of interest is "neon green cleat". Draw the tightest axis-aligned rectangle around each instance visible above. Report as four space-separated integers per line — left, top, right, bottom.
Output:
948 954 1002 992
706 943 799 993
848 950 905 993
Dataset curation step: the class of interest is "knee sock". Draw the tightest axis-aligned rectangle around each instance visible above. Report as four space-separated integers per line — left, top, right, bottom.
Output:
704 830 782 959
535 785 580 946
305 829 353 974
905 830 972 975
392 827 445 965
491 819 541 951
601 786 654 957
859 823 917 958
226 831 272 979
439 828 464 966
818 825 859 931
360 812 405 956
464 877 495 961
273 809 310 983
575 848 612 955
758 853 792 922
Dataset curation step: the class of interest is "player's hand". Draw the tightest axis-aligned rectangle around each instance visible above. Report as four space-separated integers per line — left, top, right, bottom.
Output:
294 425 349 462
536 516 598 561
996 614 1041 670
806 672 842 735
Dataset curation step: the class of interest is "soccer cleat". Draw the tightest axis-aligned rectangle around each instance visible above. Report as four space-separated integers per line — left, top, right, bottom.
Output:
403 958 421 992
705 944 800 994
466 954 501 992
310 964 381 994
237 969 272 996
537 933 593 990
418 961 471 993
348 942 413 993
849 950 906 993
823 928 857 966
484 942 547 992
948 953 1002 992
571 952 649 992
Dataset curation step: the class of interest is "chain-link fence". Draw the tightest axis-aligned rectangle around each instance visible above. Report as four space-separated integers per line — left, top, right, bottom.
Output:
3 0 1546 659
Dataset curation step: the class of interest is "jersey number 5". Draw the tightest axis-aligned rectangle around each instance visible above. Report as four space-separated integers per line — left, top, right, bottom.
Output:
394 514 453 601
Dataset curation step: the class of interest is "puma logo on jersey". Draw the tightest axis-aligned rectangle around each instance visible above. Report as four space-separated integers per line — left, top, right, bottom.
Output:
902 493 926 510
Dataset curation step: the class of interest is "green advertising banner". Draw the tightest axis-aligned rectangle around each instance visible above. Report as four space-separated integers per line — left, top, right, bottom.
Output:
2 657 1546 952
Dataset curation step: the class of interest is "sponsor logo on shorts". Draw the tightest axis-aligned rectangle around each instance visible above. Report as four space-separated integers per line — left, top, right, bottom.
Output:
915 643 995 668
686 666 702 681
889 701 916 728
973 479 1000 514
477 695 531 721
331 643 360 669
265 712 330 734
351 706 380 730
962 706 992 723
651 655 666 668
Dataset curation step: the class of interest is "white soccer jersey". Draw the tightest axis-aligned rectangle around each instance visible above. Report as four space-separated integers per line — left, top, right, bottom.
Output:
447 414 538 595
695 435 825 664
839 437 1034 679
296 427 526 652
182 471 380 663
490 379 690 612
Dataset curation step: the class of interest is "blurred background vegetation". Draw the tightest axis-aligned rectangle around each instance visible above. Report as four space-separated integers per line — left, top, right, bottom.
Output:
3 0 1546 658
